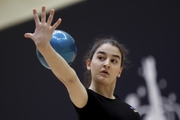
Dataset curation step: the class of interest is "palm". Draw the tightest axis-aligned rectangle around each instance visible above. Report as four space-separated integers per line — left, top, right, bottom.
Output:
32 24 53 46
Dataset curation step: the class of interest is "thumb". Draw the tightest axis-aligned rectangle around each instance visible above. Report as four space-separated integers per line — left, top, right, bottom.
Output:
24 33 33 39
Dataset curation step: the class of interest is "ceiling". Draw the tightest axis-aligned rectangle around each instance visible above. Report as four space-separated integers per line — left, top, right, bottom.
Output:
0 0 83 31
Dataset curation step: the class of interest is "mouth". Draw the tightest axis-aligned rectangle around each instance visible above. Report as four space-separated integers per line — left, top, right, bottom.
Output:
101 70 109 75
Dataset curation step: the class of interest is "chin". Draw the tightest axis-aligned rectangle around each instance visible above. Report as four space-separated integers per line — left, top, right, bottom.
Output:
96 77 113 85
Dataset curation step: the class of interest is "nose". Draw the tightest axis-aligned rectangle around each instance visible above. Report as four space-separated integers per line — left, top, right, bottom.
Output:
103 59 110 68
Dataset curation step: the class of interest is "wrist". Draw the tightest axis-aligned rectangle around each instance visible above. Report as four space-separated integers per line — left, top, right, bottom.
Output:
36 42 51 53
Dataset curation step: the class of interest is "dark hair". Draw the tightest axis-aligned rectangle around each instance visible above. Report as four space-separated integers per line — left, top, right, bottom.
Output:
83 36 130 88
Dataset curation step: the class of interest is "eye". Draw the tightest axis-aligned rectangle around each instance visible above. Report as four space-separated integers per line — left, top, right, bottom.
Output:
111 59 118 63
98 56 105 60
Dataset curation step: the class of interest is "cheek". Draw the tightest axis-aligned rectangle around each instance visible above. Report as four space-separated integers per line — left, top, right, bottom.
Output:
90 61 101 73
113 67 121 75
91 62 98 71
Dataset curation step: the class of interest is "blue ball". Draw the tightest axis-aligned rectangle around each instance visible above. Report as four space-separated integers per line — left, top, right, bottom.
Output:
36 30 77 69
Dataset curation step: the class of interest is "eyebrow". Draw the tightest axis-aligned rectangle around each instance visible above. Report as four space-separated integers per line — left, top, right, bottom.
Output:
97 51 121 59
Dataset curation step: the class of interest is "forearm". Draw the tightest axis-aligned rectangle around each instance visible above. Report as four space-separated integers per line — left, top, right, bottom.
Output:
37 43 76 83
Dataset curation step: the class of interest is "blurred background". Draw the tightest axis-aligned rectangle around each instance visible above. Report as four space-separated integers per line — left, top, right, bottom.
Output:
1 0 180 120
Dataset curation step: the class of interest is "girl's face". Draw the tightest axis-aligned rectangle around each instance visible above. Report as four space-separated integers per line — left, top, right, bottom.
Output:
86 43 123 86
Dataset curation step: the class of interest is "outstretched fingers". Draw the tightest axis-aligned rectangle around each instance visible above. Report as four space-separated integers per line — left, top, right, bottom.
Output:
47 9 55 25
25 6 61 39
24 33 33 39
52 18 62 30
33 9 40 27
41 6 46 23
47 9 62 30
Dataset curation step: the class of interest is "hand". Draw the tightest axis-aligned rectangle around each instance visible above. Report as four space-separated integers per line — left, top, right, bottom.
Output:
24 5 62 49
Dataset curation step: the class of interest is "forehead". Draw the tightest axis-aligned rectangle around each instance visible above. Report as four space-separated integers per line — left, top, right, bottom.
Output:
95 43 122 57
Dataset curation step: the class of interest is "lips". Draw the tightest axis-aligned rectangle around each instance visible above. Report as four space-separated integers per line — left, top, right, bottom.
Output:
101 70 109 75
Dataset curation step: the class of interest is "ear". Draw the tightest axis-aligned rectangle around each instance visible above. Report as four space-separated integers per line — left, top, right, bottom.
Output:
117 67 123 78
86 59 91 70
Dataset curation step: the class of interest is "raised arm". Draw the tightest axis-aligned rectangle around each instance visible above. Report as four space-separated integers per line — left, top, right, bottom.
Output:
24 5 87 108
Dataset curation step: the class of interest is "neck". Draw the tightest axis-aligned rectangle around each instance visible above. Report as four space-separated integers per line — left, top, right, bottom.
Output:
89 80 116 99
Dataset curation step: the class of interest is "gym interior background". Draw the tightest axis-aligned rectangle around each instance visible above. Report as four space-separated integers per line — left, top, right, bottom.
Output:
1 1 180 120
